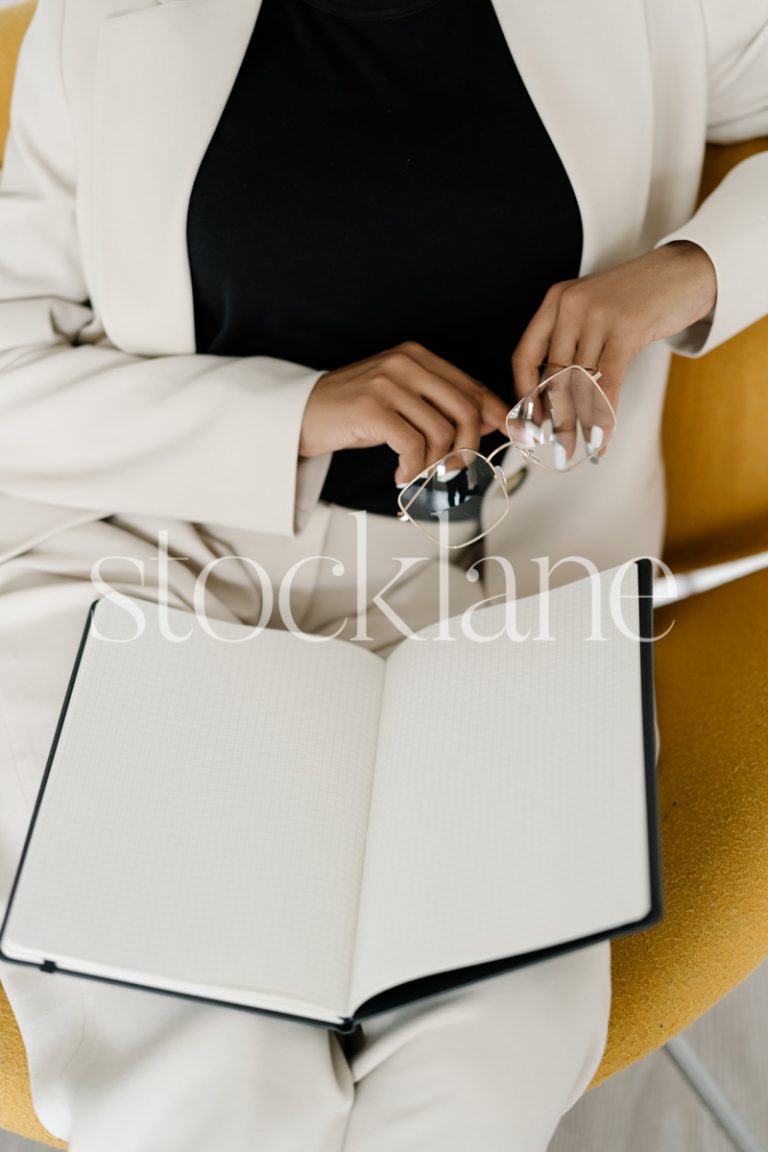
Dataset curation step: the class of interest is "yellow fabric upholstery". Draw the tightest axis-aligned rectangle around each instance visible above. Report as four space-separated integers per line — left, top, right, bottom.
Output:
662 139 768 573
591 568 768 1085
2 5 69 1141
0 0 34 161
0 986 66 1147
0 0 766 1142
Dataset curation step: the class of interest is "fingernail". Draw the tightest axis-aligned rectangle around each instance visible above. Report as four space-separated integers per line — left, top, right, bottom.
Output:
589 453 600 465
553 442 568 471
520 421 538 446
587 426 604 454
395 482 408 490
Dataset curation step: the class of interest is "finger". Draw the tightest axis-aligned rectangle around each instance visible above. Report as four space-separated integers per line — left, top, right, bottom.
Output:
366 407 431 486
591 340 627 456
544 321 579 381
507 388 544 451
542 323 603 458
384 358 483 454
588 379 618 458
387 382 466 468
571 335 607 455
593 341 626 416
545 371 578 465
511 287 563 401
573 331 606 380
545 365 578 462
477 390 513 437
570 367 602 457
400 375 483 454
393 343 509 434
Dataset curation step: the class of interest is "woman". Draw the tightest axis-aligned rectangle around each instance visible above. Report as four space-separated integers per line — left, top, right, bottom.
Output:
0 0 766 1148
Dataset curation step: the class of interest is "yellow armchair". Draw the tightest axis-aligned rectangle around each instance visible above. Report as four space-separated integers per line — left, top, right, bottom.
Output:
592 141 768 1088
661 139 768 575
0 0 33 156
1 2 767 1144
2 10 69 1145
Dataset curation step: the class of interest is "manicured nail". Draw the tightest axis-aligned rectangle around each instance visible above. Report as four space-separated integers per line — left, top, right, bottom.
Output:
520 421 538 446
587 425 604 454
553 441 568 471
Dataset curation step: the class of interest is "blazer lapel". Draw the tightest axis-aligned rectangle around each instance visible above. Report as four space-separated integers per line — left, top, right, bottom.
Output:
489 0 654 276
90 0 263 355
88 0 652 357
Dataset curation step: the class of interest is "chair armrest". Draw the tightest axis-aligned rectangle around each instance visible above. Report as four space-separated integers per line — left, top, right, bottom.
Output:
592 566 768 1085
0 979 66 1145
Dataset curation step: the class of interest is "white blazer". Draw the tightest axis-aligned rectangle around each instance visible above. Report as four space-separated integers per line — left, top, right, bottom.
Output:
0 0 767 566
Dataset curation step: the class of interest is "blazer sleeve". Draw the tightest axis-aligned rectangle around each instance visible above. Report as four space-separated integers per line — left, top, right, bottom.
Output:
653 0 768 358
0 0 332 538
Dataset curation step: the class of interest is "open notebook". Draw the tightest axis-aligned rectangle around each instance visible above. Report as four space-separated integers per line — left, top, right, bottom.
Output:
0 561 661 1034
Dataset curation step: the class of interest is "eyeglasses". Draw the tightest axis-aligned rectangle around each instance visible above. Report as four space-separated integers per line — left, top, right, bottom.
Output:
396 364 617 549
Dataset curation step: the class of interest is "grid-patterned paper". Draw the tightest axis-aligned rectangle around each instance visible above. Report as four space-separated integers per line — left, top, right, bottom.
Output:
351 565 651 1010
3 598 385 1016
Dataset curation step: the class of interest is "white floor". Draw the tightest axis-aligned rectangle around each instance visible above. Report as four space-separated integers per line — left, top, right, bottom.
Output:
1 958 766 1151
552 957 768 1152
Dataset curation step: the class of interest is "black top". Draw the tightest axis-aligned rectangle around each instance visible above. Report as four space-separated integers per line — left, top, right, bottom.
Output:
187 0 582 516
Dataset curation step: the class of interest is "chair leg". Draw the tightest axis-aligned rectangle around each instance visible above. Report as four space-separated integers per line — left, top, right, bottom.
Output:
663 1036 767 1152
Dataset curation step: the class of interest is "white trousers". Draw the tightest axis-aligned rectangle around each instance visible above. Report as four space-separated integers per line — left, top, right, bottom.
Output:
0 497 625 1152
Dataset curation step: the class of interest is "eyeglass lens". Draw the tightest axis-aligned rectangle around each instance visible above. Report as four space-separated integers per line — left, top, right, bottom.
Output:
397 448 507 543
507 366 615 470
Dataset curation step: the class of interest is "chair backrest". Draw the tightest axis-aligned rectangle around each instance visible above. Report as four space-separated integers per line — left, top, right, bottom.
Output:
0 0 34 159
662 137 768 573
0 10 64 1143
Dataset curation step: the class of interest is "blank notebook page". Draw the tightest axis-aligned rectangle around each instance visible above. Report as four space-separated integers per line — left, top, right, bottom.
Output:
4 597 384 1014
351 567 651 1010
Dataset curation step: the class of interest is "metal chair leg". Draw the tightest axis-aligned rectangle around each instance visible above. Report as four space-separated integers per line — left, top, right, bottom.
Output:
663 1035 767 1152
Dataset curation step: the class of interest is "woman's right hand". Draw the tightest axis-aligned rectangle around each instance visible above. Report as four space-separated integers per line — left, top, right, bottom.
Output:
298 341 510 486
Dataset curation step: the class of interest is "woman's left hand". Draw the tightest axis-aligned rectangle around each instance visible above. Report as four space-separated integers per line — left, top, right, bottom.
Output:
510 240 718 426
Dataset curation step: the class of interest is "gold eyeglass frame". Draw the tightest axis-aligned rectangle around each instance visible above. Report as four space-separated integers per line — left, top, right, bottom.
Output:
396 364 617 550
